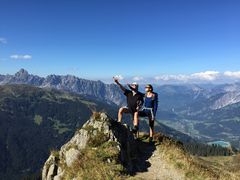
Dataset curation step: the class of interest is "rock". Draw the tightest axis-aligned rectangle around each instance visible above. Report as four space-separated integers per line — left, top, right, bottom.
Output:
42 155 59 180
65 148 80 167
42 112 136 180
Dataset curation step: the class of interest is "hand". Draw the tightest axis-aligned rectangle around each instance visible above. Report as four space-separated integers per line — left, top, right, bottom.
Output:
113 77 119 84
151 117 155 121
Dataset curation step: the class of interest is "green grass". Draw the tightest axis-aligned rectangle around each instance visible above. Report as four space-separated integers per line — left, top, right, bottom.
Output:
155 133 220 180
62 132 124 180
87 129 109 148
48 117 71 134
200 155 240 178
153 133 240 180
82 125 97 132
34 115 43 125
50 150 60 159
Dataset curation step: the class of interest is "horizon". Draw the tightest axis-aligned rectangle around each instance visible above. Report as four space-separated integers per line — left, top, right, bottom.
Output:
0 0 240 83
1 68 240 85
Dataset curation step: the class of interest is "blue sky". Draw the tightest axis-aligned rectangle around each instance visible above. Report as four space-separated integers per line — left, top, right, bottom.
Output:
0 0 240 83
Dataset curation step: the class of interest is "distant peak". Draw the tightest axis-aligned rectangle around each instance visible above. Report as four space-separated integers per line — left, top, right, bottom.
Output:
15 68 29 77
17 68 28 73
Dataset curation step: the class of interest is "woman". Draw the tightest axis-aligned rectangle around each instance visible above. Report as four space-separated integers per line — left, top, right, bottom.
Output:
139 84 158 142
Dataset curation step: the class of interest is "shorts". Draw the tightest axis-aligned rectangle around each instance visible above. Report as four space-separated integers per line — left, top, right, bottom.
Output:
139 109 154 128
121 106 137 115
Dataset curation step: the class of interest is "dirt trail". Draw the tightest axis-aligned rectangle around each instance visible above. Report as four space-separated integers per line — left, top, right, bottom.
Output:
132 142 185 180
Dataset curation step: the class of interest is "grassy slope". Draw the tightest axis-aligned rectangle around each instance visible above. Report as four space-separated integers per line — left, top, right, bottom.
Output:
0 84 118 179
55 131 240 180
153 133 240 180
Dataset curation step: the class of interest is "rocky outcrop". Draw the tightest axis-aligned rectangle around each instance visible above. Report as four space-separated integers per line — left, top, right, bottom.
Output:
42 112 136 180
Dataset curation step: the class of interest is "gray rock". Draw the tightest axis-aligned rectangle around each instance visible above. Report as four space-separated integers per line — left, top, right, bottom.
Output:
42 155 59 180
65 148 80 167
42 112 136 180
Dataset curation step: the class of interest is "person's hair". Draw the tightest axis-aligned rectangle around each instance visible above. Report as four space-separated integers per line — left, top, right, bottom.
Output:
146 84 153 92
135 84 139 90
129 83 139 91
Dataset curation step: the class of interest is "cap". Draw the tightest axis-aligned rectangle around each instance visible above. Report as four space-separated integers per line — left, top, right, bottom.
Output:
131 82 138 85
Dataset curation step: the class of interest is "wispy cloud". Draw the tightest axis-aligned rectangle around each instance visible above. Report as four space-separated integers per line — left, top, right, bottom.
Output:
154 71 220 82
154 74 189 81
104 71 240 84
133 76 144 81
224 71 240 79
191 71 220 81
0 37 7 44
10 54 32 60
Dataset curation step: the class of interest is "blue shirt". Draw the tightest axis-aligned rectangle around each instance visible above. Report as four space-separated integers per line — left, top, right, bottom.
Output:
143 93 158 117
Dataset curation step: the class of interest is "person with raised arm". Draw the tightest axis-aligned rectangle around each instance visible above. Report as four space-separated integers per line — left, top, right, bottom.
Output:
113 77 144 135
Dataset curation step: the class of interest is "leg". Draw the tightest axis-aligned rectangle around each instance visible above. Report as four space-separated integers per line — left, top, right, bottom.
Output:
133 111 139 127
149 116 154 138
132 112 139 138
118 107 129 123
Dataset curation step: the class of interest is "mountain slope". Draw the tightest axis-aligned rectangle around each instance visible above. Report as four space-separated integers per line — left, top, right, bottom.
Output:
0 84 118 179
134 134 240 180
0 69 125 106
42 113 240 180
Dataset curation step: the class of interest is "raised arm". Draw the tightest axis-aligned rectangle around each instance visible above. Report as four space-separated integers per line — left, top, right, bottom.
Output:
113 77 126 92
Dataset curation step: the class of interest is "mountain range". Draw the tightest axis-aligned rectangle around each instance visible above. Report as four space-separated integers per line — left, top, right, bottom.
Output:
0 69 125 106
1 69 240 146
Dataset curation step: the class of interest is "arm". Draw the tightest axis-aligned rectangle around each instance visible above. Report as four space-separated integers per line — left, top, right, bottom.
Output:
153 93 158 118
136 99 143 111
136 94 144 111
113 77 126 92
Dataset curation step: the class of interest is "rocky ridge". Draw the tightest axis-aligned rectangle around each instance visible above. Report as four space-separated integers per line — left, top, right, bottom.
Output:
42 112 136 180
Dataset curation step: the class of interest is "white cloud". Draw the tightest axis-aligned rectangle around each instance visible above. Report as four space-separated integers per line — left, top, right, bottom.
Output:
190 71 220 81
106 70 240 85
223 71 240 79
154 71 220 82
155 74 189 81
10 54 32 60
113 75 124 80
0 38 7 44
133 76 144 81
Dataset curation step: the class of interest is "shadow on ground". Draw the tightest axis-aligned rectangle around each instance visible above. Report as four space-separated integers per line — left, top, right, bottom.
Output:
130 135 157 175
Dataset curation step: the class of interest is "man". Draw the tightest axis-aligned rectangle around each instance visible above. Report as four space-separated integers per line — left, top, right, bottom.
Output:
139 84 158 142
113 77 144 134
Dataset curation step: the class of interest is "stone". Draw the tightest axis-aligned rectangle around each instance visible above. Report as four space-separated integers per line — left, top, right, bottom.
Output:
42 112 136 180
65 148 80 167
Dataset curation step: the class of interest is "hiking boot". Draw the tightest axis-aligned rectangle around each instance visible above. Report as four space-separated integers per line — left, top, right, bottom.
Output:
149 137 154 144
